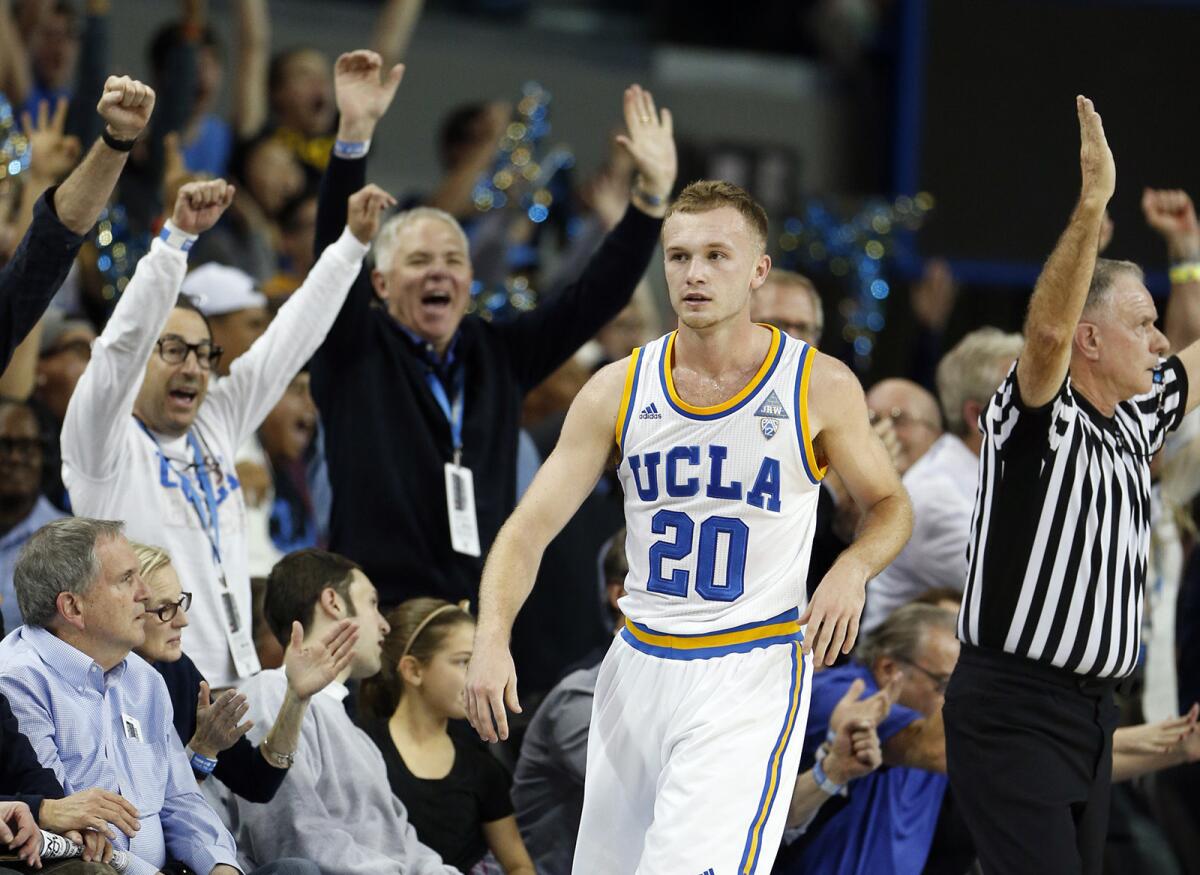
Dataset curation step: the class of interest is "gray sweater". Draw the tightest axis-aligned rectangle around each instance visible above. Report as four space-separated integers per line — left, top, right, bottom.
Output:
232 669 459 875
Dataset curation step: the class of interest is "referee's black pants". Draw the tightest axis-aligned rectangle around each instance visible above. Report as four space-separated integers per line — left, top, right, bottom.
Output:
942 645 1120 875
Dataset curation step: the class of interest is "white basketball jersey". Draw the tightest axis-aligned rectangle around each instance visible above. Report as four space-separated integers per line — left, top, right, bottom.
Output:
615 325 825 634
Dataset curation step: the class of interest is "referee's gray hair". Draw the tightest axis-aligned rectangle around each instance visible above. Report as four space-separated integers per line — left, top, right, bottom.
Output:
1083 258 1144 314
15 518 125 628
936 328 1025 436
371 207 470 274
856 603 956 668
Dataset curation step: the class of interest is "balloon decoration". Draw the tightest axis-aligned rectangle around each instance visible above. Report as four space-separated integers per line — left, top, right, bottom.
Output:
777 193 933 371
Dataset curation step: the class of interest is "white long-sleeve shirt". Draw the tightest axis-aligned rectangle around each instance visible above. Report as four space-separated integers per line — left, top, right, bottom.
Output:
62 228 369 686
232 669 459 875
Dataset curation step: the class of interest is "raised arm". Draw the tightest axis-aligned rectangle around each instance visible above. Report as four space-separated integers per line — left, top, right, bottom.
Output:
1016 96 1115 408
61 180 233 479
233 0 270 139
499 85 676 390
372 0 424 67
804 354 913 666
466 360 626 743
1143 188 1200 351
312 51 403 363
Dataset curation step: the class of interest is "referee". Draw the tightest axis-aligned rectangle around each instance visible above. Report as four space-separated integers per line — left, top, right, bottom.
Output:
943 96 1199 874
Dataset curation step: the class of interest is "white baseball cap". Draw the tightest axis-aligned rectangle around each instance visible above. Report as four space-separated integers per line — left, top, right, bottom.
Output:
181 263 268 316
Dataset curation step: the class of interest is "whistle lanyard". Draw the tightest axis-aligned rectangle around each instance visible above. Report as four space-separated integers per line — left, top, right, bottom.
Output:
136 419 224 575
426 367 466 464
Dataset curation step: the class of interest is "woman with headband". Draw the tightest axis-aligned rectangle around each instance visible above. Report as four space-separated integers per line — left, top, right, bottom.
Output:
359 598 534 875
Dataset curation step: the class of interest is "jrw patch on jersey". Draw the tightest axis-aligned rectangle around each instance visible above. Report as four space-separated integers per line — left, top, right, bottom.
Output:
755 389 788 440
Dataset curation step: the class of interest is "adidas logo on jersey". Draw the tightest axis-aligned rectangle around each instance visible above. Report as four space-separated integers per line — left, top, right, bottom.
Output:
639 402 663 420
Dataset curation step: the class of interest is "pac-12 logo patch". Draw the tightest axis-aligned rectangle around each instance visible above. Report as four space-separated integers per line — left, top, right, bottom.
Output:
755 389 788 440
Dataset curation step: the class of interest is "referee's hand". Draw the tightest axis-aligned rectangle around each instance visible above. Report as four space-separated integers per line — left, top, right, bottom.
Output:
465 637 522 743
800 561 868 667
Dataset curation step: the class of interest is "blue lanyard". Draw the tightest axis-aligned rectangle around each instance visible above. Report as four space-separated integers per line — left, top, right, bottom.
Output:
426 367 466 462
136 419 223 568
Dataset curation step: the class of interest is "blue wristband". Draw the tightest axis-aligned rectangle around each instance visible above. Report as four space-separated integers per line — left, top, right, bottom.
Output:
187 747 218 775
158 221 197 252
811 757 845 796
334 139 371 159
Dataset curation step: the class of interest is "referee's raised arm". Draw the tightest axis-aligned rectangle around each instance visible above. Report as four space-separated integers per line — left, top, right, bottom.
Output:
1016 96 1115 409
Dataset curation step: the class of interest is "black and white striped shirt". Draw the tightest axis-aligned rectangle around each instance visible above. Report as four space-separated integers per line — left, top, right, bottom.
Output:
959 357 1188 678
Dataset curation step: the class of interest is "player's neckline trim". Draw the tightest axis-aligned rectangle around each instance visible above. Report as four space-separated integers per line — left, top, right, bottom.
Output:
659 324 785 420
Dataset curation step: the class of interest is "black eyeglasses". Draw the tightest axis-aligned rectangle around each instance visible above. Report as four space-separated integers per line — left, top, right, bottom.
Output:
0 437 46 458
147 592 192 623
898 658 950 695
156 337 223 371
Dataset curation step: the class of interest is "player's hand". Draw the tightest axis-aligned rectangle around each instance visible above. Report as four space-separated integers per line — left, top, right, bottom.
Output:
97 75 155 141
800 559 868 667
615 84 676 211
465 636 522 743
1077 95 1114 207
334 50 405 143
1142 188 1200 261
346 184 397 244
0 801 40 868
171 179 235 236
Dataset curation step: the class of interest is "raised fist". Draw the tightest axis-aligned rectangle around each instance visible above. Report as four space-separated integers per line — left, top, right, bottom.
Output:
97 75 155 141
1142 188 1200 260
172 179 236 236
347 183 398 244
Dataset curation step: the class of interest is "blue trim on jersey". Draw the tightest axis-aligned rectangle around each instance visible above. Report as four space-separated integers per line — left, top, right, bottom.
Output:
619 347 645 450
739 641 805 873
620 608 804 661
793 343 822 485
658 331 788 421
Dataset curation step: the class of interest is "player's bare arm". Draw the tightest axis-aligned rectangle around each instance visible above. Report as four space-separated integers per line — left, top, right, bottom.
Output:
466 359 628 743
803 352 912 666
1016 96 1115 409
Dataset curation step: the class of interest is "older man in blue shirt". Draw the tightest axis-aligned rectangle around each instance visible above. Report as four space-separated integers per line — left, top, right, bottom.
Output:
0 517 315 875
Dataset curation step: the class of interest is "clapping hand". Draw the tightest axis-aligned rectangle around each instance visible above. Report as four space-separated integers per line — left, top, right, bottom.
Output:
1114 703 1199 755
285 619 359 700
189 681 253 758
171 179 235 236
97 75 155 142
335 50 405 143
23 97 81 185
615 85 677 213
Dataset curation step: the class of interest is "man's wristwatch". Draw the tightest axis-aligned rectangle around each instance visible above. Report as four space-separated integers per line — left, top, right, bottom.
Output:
261 739 295 769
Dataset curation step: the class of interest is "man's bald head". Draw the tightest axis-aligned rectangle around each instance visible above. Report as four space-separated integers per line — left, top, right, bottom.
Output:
866 378 943 474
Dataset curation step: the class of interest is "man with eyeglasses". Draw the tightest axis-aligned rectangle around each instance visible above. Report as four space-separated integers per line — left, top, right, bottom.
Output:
62 177 394 689
864 378 943 476
0 398 63 639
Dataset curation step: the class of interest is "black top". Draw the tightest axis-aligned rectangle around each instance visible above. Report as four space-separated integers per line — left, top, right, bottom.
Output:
0 188 86 372
0 691 64 817
311 153 662 606
153 653 287 803
960 358 1188 679
362 717 513 871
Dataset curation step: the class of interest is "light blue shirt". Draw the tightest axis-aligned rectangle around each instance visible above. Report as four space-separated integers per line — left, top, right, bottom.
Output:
0 626 241 875
0 497 65 636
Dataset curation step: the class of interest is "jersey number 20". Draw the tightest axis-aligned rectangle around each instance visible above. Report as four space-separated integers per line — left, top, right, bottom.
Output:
647 509 748 601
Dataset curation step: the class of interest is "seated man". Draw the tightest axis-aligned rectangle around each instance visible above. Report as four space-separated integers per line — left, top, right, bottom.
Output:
231 549 457 874
0 517 315 875
776 603 957 875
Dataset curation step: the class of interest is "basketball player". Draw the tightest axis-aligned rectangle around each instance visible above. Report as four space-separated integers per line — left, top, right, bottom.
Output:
466 180 912 873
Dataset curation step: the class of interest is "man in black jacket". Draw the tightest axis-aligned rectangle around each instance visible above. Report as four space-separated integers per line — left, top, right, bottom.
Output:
312 51 677 607
0 75 156 371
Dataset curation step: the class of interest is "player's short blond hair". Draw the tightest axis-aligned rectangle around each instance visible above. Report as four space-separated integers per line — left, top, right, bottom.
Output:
665 180 769 250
